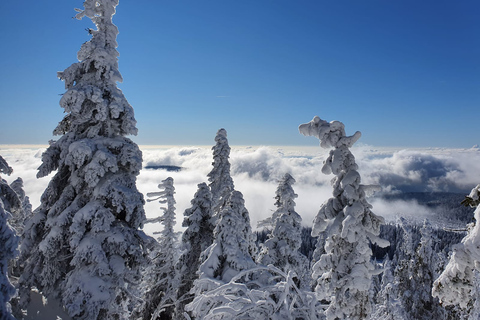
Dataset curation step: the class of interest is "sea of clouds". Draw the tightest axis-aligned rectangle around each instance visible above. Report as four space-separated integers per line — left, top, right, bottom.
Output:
1 144 480 235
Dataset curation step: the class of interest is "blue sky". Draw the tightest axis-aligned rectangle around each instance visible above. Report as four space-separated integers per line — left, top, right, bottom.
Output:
0 0 478 147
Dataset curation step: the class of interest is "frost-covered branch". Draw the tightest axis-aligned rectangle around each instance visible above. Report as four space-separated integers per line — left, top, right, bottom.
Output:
433 184 480 308
187 265 321 319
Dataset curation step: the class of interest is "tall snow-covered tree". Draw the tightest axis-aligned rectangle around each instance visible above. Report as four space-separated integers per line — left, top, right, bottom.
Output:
257 173 310 289
433 184 480 309
299 116 388 320
208 128 235 215
175 182 214 320
18 1 147 318
142 177 178 320
188 190 257 318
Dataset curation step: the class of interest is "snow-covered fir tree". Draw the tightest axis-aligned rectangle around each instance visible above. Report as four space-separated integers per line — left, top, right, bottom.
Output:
187 190 257 318
299 116 388 320
208 128 235 215
371 257 405 320
8 178 32 237
0 160 23 235
393 218 416 318
0 156 19 320
0 158 31 319
18 1 147 318
142 177 178 320
257 173 310 289
0 201 18 320
410 219 445 320
175 182 214 320
433 184 480 309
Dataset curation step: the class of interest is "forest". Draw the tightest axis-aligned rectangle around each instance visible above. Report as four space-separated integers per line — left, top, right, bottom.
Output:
2 1 480 320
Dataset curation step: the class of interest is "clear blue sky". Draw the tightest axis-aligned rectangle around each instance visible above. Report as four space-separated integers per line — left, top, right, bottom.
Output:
0 0 479 147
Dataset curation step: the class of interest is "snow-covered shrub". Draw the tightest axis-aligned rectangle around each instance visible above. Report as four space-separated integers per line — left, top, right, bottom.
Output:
299 116 388 320
187 265 321 320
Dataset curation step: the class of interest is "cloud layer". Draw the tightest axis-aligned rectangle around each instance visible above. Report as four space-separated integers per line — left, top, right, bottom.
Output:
1 145 480 235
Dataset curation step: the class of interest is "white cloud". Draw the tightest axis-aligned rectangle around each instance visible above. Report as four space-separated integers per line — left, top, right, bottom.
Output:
2 145 480 236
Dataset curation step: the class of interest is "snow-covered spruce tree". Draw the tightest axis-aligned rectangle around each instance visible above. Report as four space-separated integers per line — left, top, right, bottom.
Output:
142 177 178 320
0 159 23 235
18 1 147 318
257 173 310 289
0 201 18 320
299 116 388 320
208 128 235 215
392 218 416 318
411 219 445 320
8 178 32 237
433 184 480 309
0 158 31 319
175 182 215 320
187 190 257 317
0 157 19 320
371 257 405 320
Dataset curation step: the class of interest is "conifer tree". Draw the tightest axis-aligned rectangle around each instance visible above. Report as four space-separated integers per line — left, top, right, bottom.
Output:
0 158 30 319
371 258 405 320
175 182 214 319
143 177 178 320
8 178 31 237
191 191 256 290
257 173 310 289
433 184 480 309
299 116 388 320
208 128 234 215
0 201 18 320
187 190 257 318
0 156 19 320
18 1 146 318
393 218 415 317
412 219 445 319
